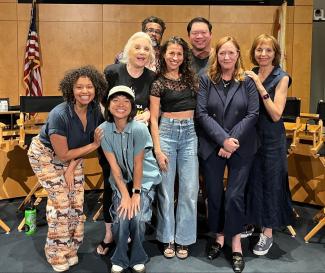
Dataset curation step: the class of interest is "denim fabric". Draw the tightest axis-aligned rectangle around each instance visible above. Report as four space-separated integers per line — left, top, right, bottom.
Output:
110 187 155 269
156 117 199 246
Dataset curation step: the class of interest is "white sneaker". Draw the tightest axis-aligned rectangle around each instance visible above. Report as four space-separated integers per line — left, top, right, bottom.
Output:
132 263 145 273
111 264 124 273
67 256 78 266
52 264 69 272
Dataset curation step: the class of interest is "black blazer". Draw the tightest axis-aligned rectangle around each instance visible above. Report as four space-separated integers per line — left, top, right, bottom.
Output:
196 74 259 160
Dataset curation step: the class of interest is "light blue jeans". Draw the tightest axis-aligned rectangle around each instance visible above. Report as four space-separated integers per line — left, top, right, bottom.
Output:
156 117 199 246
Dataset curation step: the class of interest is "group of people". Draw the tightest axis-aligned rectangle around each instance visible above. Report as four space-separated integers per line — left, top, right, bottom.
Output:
27 15 293 273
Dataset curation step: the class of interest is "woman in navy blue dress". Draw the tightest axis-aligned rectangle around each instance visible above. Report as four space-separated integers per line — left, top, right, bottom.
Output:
245 34 293 256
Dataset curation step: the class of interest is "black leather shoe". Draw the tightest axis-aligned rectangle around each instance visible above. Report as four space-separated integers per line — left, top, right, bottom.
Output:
207 242 222 260
232 252 245 273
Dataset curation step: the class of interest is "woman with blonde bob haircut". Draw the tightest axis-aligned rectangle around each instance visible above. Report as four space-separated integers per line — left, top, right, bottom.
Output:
246 33 293 257
120 31 156 67
196 36 259 273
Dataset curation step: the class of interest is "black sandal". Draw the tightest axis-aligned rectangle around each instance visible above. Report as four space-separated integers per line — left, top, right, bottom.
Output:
176 245 189 259
163 242 175 258
96 240 114 256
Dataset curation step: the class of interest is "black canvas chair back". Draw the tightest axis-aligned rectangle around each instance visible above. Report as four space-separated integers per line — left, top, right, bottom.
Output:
282 97 301 122
20 96 64 113
19 96 64 146
316 100 325 124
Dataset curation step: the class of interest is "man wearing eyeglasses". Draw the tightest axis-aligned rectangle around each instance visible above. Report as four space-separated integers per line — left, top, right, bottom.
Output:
114 16 166 72
187 17 213 76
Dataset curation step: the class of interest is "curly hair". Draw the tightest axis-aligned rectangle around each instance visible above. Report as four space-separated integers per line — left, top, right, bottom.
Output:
250 33 281 67
120 32 155 66
207 36 245 84
59 65 107 104
142 16 166 35
158 36 198 91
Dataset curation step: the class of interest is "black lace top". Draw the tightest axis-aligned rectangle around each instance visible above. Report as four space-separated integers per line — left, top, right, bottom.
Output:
150 76 197 112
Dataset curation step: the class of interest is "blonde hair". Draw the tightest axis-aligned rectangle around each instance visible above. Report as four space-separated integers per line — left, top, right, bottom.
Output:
207 36 245 83
250 33 281 66
120 32 155 66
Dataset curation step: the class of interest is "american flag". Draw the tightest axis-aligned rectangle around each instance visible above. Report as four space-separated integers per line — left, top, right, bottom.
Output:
23 0 43 97
273 0 287 70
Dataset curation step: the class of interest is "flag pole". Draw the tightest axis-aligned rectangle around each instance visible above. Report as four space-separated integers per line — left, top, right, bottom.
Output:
279 0 287 71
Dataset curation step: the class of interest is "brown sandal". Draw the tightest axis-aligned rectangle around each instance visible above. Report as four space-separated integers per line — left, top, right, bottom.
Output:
163 242 175 258
176 245 189 259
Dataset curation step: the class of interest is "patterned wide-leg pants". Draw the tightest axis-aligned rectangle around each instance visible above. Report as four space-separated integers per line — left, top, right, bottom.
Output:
27 136 85 267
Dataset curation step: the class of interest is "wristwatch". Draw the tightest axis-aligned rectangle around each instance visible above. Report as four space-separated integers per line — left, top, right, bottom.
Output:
132 188 141 194
262 93 270 100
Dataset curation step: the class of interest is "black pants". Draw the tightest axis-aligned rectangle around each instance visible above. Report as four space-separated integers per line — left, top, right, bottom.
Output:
201 152 254 238
98 147 112 224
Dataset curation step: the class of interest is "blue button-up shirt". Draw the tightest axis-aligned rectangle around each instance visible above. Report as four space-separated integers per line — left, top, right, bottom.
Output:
39 101 101 150
99 120 161 194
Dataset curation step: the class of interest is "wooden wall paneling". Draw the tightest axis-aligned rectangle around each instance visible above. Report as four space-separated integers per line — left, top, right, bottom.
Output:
31 21 103 96
294 5 313 24
291 24 312 112
295 0 313 6
103 22 140 66
0 3 18 105
38 4 102 22
0 21 19 105
210 6 279 24
161 23 189 44
103 4 209 23
0 2 16 20
0 0 16 2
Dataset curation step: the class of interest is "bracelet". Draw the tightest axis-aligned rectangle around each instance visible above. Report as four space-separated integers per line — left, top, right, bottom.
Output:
262 93 270 100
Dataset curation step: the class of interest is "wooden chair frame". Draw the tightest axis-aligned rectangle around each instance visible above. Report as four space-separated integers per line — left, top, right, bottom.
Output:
0 219 10 234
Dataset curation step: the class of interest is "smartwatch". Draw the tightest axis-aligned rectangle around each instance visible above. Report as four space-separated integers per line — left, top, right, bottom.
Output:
132 188 141 194
262 93 270 100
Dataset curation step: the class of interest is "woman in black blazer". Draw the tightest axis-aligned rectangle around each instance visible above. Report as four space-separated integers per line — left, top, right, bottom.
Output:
196 36 259 273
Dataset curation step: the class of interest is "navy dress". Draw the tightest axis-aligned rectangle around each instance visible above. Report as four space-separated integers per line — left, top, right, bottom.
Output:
247 66 293 229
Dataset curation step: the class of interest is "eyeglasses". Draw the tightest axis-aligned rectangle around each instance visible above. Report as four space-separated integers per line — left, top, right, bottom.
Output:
255 48 274 55
145 28 162 36
74 85 94 91
218 51 238 58
190 31 210 37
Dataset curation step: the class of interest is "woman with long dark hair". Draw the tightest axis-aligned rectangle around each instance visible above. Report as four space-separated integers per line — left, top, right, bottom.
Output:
150 36 199 259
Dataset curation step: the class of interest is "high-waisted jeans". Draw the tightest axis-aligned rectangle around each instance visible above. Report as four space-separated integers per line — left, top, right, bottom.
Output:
156 117 199 246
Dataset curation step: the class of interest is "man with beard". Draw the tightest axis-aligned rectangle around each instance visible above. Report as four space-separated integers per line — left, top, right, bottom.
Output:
114 16 166 72
187 17 212 76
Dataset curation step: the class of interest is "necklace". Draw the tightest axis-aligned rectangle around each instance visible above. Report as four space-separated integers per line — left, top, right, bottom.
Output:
221 78 231 88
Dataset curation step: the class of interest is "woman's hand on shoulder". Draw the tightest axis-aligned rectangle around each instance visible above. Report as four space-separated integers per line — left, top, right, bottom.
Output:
93 127 104 148
245 70 264 91
134 109 150 124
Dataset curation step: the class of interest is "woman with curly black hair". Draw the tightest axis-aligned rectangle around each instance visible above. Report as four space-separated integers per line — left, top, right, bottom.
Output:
150 36 199 260
27 66 107 272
